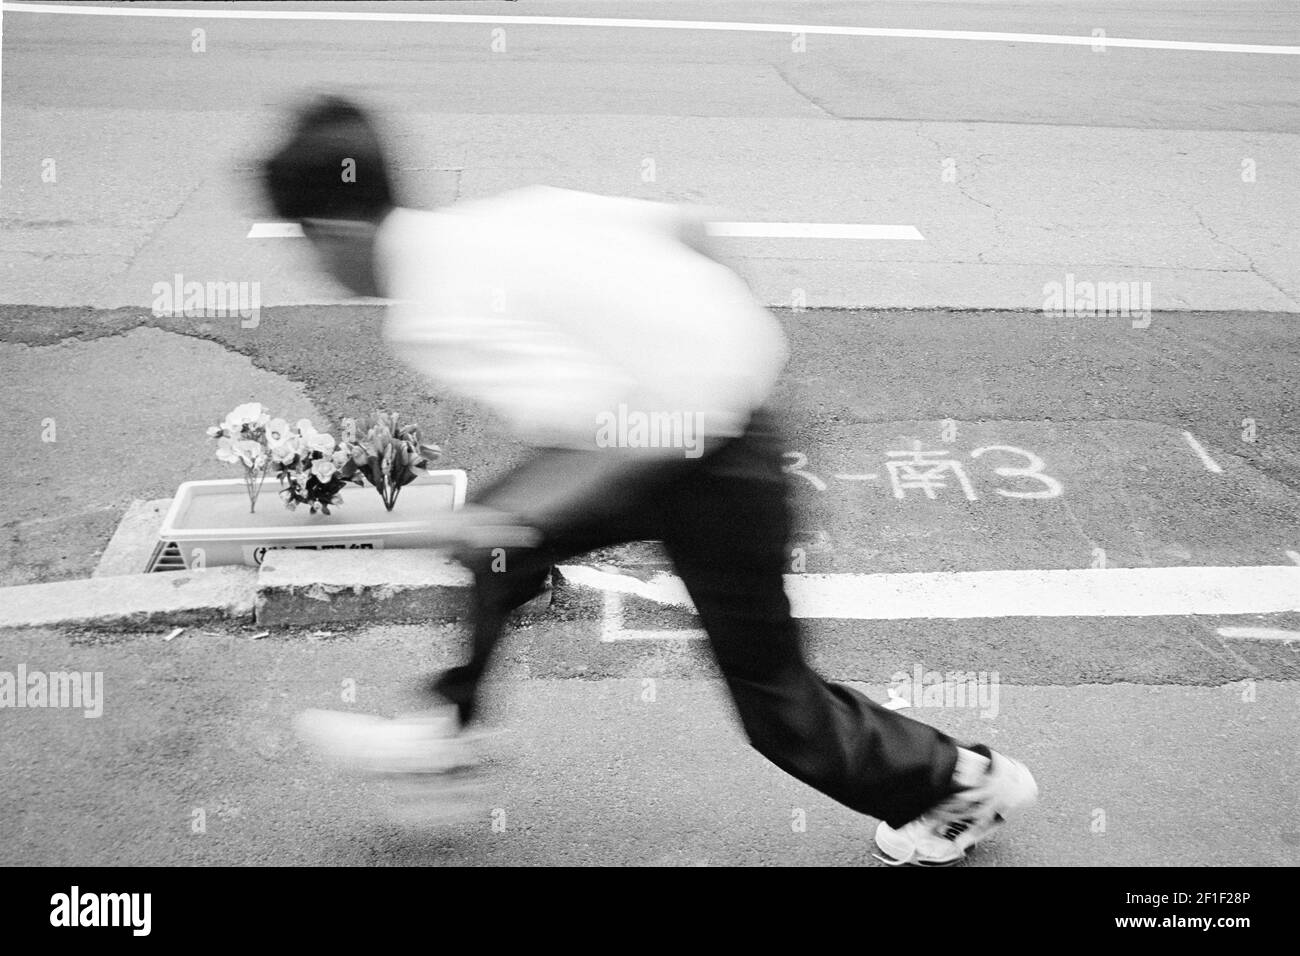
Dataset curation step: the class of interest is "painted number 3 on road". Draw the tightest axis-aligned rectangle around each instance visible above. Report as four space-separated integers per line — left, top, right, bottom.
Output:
783 441 1064 501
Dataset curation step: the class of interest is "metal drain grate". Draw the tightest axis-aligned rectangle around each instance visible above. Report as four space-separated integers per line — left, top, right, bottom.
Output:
147 540 187 572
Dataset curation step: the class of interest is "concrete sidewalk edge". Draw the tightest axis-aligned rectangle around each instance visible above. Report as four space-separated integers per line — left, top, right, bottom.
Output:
0 549 542 631
7 548 1300 634
0 566 258 630
254 548 476 626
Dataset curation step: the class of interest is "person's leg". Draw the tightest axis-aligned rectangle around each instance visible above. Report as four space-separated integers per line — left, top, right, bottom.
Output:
298 445 706 822
659 410 962 828
428 447 687 725
428 544 553 725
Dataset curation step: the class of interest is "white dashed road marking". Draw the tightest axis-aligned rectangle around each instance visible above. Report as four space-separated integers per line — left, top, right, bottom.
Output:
247 223 304 238
705 223 924 241
1216 627 1300 642
247 222 926 241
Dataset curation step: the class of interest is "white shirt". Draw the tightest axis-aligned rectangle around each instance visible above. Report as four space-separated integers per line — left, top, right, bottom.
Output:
377 187 788 453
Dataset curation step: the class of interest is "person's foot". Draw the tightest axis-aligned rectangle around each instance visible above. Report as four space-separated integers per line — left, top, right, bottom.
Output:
294 708 491 826
293 708 479 775
873 746 1038 866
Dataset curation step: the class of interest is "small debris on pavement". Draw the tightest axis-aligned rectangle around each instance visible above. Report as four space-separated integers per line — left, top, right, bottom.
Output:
163 627 185 642
249 631 270 640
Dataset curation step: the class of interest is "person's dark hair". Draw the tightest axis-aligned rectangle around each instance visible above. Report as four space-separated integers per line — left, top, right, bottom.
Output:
262 95 396 223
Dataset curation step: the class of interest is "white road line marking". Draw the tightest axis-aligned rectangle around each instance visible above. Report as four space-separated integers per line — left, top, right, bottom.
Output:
600 590 623 642
1217 626 1300 641
881 691 911 710
705 223 925 240
560 564 1300 622
247 221 924 241
600 590 704 642
9 4 1299 56
833 473 879 480
247 222 303 238
566 565 693 607
1181 431 1224 473
603 627 707 641
1287 551 1300 565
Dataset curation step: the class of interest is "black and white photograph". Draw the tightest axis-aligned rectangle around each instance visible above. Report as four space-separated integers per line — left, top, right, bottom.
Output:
0 0 1294 923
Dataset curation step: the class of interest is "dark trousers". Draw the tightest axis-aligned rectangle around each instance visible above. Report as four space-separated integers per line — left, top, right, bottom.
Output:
428 410 961 827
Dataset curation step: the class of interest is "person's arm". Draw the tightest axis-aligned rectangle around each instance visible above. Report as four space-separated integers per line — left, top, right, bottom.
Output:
503 445 722 530
418 504 543 550
416 445 712 552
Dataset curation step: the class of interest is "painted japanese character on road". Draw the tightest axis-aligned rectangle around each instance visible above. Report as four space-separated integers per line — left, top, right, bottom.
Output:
885 441 978 500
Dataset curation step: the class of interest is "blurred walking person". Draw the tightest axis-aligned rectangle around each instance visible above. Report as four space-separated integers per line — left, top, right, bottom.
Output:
268 96 1037 865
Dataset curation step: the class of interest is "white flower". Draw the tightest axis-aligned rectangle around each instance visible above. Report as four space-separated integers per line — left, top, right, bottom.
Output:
222 402 264 431
331 449 350 468
294 419 335 455
311 459 337 483
206 425 222 439
215 437 240 464
233 440 264 468
270 440 298 465
264 418 292 448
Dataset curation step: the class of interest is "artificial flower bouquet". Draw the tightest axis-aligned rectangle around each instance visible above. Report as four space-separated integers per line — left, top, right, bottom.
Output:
341 411 441 512
206 403 273 512
269 418 360 515
207 404 441 515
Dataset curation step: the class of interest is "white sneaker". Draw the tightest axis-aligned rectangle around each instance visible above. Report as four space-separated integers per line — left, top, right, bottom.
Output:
293 708 480 775
295 708 491 827
873 747 1038 866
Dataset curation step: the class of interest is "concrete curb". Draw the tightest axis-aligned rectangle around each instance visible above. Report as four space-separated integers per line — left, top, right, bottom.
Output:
249 547 667 628
0 566 257 630
0 548 569 632
0 488 634 631
7 552 1300 642
254 549 476 627
93 498 173 577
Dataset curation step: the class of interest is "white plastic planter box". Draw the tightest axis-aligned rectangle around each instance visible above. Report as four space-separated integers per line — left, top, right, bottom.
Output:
149 470 467 571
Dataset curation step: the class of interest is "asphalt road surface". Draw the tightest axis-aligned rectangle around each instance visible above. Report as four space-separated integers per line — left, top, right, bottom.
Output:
1 1 1297 867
